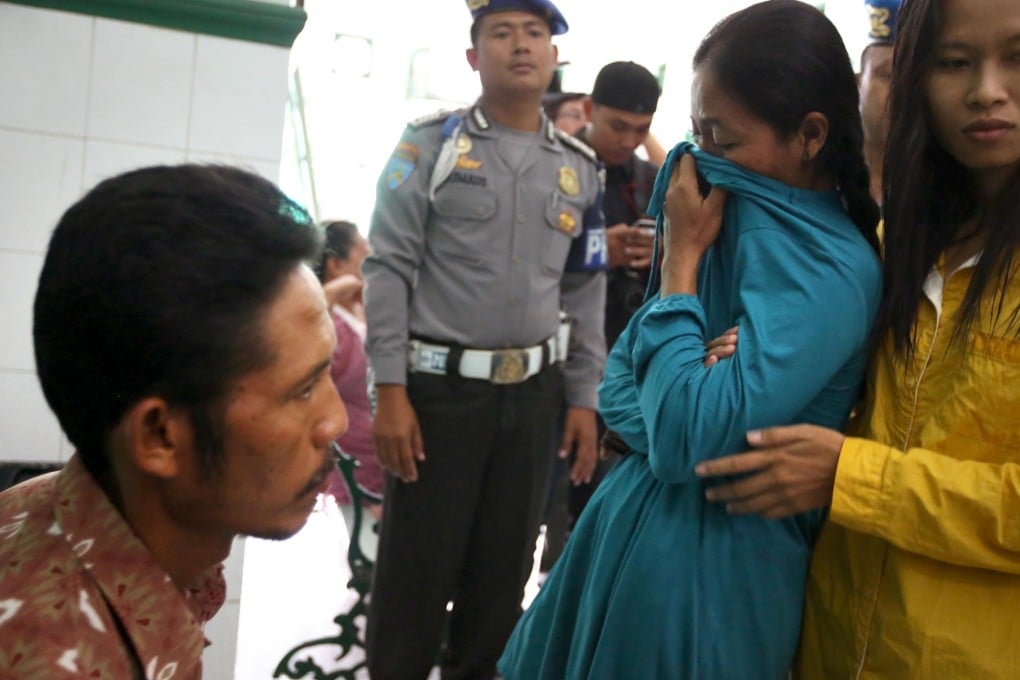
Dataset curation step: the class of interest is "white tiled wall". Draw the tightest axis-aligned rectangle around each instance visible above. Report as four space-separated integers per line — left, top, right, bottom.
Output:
0 3 291 464
0 4 295 676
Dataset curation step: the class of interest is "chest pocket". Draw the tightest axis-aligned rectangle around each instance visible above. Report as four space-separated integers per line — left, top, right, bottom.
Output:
939 330 1020 457
431 185 497 262
542 191 583 275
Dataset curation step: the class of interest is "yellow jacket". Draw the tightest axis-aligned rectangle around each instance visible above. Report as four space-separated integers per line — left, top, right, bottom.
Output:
796 256 1020 679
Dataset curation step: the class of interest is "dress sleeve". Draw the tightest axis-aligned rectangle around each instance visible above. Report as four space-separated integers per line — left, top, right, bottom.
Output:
633 227 876 483
599 301 651 452
832 437 1020 574
362 127 435 386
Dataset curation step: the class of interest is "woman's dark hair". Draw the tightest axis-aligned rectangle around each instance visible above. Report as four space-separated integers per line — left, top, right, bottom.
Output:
317 219 361 282
34 164 322 478
693 0 880 253
880 0 1020 352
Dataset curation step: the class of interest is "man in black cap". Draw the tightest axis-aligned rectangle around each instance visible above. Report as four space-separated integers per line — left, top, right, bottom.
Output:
578 61 661 349
540 62 660 564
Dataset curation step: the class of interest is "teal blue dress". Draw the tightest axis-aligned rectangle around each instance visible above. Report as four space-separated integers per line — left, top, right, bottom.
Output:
499 143 882 679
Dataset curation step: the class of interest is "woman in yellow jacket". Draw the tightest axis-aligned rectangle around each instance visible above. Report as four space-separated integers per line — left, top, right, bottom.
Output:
695 0 1020 676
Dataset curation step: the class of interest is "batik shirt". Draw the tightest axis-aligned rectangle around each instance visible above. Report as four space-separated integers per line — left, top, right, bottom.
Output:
0 454 225 679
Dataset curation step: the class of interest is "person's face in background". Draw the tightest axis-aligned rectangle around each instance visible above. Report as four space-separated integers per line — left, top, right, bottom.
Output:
585 102 653 166
325 233 369 283
690 64 814 189
925 0 1020 197
859 44 894 151
467 11 558 99
554 98 588 134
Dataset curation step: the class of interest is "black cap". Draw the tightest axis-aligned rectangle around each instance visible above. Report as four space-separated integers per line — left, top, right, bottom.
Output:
590 61 660 114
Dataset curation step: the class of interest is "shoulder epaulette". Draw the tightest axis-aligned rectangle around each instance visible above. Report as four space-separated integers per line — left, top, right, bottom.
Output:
555 129 599 165
407 110 454 130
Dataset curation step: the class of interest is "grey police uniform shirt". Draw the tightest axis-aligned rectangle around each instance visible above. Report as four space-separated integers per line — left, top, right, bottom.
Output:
363 103 607 410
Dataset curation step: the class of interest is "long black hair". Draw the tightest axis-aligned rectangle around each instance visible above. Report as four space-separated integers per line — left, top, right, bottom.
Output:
880 0 1020 352
693 0 880 253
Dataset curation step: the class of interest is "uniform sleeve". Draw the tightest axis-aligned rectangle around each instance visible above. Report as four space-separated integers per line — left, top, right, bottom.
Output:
633 227 875 483
832 437 1020 574
560 271 606 408
560 167 607 409
362 127 436 386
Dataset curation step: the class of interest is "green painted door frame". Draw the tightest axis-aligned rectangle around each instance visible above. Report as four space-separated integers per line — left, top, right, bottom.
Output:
3 0 306 47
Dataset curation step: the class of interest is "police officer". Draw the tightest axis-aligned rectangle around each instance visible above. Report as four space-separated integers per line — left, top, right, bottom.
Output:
860 0 901 207
362 0 606 677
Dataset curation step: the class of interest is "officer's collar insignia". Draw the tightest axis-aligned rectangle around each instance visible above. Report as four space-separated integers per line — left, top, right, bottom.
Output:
472 106 491 130
545 119 556 142
559 166 580 196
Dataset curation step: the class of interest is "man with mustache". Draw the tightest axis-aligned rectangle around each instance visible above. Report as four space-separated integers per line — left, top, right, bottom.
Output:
0 164 348 679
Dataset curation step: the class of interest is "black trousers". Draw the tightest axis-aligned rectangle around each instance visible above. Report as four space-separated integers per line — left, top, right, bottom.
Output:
366 368 564 680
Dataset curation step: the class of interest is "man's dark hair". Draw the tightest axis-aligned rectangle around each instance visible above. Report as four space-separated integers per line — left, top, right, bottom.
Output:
694 0 880 255
33 164 322 477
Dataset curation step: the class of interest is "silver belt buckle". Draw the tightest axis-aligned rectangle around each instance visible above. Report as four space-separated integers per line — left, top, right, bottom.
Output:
490 349 529 384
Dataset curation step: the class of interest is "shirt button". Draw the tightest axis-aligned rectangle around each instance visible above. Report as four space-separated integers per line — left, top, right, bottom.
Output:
476 206 486 216
517 215 525 223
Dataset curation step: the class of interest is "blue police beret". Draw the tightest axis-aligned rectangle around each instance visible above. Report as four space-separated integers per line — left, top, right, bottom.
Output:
865 0 901 44
466 0 568 36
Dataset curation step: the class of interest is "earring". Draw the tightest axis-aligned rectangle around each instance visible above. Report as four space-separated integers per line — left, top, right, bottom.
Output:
801 148 811 162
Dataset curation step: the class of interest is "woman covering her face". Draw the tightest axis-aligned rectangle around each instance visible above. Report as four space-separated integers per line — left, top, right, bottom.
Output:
691 0 1020 676
498 1 883 677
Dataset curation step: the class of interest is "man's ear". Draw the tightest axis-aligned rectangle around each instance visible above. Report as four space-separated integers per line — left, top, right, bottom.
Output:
466 47 479 72
120 397 191 479
583 97 594 119
798 112 830 162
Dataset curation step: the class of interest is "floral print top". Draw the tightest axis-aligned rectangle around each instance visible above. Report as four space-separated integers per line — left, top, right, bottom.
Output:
0 454 226 679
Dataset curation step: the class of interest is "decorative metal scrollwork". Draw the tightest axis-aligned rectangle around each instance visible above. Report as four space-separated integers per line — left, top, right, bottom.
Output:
274 442 382 679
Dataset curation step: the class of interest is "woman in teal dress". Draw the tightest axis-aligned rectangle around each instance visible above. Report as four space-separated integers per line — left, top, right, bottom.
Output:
499 2 883 678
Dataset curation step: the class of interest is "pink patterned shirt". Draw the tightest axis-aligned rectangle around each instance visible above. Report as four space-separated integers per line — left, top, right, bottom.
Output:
0 454 225 679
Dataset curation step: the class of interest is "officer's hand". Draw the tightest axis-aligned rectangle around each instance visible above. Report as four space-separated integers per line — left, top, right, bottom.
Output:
605 223 633 268
372 384 425 483
559 407 597 486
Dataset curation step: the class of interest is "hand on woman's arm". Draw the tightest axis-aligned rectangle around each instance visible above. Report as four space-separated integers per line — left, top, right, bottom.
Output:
694 424 844 518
